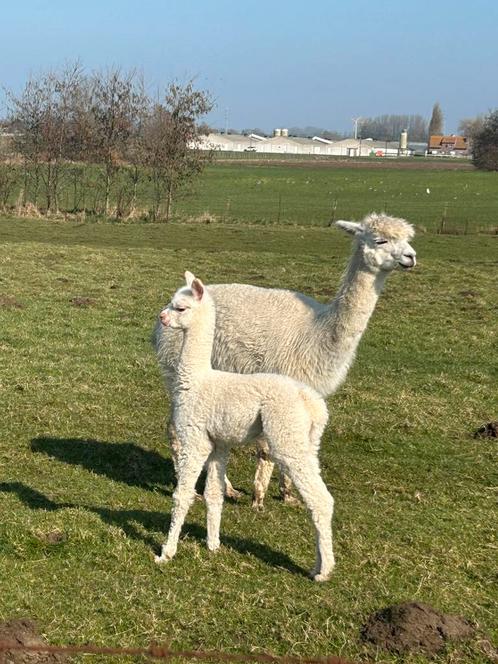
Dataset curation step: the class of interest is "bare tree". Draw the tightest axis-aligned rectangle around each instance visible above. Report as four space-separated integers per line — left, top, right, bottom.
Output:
6 67 213 220
142 82 213 222
41 63 84 213
0 122 17 211
7 62 84 213
358 115 428 142
7 78 45 207
458 115 486 141
85 68 147 215
428 102 444 138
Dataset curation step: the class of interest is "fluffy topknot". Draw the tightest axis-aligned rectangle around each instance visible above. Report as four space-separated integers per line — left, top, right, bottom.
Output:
362 213 415 241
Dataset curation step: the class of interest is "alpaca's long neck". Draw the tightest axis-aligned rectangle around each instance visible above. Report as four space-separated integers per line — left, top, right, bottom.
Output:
320 246 387 359
175 300 215 391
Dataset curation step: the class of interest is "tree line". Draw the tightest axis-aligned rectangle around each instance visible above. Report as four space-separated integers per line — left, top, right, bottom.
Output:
0 64 213 221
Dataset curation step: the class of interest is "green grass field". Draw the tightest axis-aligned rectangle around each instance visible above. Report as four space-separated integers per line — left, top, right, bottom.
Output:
0 181 497 663
3 160 498 233
175 162 498 232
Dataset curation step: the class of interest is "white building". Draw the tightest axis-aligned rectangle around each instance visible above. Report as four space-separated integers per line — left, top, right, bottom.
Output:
197 131 410 157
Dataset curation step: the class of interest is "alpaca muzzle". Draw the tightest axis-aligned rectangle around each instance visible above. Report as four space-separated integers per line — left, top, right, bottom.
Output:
399 253 416 269
160 310 171 327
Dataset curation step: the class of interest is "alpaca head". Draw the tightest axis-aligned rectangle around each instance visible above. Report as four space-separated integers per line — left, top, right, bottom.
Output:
336 213 416 272
159 271 207 330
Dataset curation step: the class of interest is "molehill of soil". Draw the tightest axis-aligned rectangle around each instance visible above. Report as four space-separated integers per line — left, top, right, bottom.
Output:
0 620 67 664
474 421 498 438
360 601 475 656
69 296 95 308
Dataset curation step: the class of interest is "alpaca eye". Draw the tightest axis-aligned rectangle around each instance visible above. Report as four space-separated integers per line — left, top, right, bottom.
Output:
175 306 186 312
375 239 388 245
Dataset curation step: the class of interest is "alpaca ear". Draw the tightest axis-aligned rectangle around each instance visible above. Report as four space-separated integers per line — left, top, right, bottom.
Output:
191 278 204 301
184 271 195 287
335 220 363 235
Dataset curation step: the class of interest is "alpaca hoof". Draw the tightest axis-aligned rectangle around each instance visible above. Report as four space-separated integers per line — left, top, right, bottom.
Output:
194 492 204 502
282 494 302 507
310 562 335 582
225 486 243 500
251 496 265 510
207 541 220 553
154 550 174 564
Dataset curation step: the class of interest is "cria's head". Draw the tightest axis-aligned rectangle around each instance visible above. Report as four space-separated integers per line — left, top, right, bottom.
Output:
335 213 416 272
159 271 206 329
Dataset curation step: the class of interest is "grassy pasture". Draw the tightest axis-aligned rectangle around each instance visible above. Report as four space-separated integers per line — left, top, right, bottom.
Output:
176 162 498 232
0 209 497 664
3 160 498 233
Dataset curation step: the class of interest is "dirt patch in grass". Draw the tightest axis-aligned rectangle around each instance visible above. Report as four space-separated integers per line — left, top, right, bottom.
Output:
0 620 67 664
34 529 67 545
69 296 95 308
0 295 23 309
360 601 475 656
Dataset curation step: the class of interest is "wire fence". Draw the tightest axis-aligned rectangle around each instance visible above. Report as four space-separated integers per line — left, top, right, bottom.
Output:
1 162 497 234
0 639 358 664
174 197 498 234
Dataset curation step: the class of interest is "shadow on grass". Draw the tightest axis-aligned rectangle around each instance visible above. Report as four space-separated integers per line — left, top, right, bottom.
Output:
0 481 306 577
31 436 175 495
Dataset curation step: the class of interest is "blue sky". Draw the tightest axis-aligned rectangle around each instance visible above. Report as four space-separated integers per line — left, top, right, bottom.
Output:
1 0 497 134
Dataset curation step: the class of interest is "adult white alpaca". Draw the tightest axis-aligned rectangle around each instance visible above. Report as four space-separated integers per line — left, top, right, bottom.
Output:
154 213 416 506
155 272 334 581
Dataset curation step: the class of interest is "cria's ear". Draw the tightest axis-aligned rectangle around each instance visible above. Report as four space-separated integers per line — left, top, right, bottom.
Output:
335 220 363 235
184 271 195 287
191 277 204 301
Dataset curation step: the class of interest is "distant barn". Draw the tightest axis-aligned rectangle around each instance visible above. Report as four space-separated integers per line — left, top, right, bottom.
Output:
197 130 411 157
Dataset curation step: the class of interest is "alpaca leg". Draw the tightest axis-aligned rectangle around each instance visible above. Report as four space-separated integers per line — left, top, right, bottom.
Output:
204 448 229 551
281 413 328 509
224 475 242 501
167 418 181 475
168 419 221 501
155 441 212 563
279 455 335 581
279 471 301 506
253 439 300 508
252 438 275 509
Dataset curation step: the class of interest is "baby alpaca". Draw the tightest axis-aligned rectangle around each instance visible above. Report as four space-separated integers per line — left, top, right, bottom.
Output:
155 272 334 581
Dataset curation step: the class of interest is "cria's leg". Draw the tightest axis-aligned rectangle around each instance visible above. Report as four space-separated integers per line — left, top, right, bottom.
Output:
280 455 335 582
170 418 239 502
204 448 229 551
168 417 203 497
167 418 181 475
252 438 275 509
253 439 300 508
280 413 327 508
155 440 212 564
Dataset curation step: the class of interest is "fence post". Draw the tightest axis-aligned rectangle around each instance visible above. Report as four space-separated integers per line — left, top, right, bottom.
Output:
439 202 448 234
329 198 338 226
